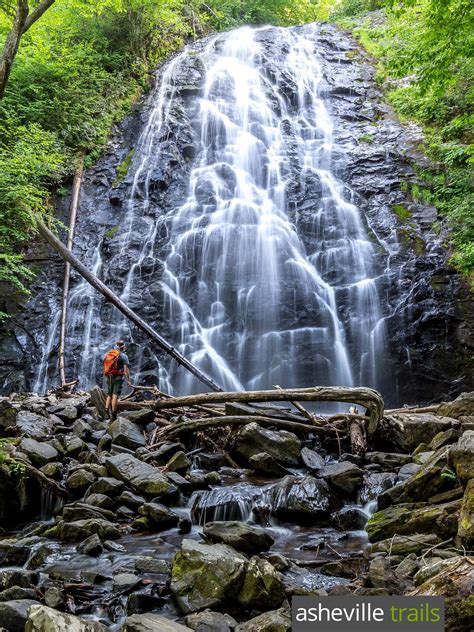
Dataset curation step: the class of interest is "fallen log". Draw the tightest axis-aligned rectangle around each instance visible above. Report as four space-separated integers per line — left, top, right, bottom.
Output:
385 405 439 414
152 415 335 443
273 384 319 425
36 219 222 393
349 420 366 456
59 154 84 388
148 386 384 434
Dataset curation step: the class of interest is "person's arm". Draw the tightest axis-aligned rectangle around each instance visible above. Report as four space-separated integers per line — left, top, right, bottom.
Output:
123 353 131 384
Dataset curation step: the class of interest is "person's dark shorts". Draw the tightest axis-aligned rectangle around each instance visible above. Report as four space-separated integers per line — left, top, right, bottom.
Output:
107 375 123 396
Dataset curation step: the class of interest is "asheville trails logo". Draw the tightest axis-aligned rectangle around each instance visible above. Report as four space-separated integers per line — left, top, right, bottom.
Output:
292 597 445 631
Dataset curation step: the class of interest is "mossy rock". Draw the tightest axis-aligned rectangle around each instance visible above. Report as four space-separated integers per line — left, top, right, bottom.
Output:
367 499 461 542
457 479 474 547
171 540 247 614
237 557 285 609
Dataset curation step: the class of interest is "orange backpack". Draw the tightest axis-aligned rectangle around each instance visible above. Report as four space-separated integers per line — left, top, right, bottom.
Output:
104 349 124 376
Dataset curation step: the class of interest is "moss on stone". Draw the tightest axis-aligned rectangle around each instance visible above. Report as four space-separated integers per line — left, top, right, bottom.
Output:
112 149 134 187
104 225 119 239
392 204 412 221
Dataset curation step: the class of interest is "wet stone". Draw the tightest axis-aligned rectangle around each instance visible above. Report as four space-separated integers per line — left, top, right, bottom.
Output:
0 600 39 632
319 461 364 495
123 613 192 631
202 521 274 554
185 610 238 632
134 557 169 574
109 417 146 451
19 439 58 467
77 533 103 556
300 447 325 472
113 573 141 592
89 477 124 495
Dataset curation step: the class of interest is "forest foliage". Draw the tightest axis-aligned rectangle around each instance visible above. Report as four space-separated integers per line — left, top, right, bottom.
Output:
0 0 472 315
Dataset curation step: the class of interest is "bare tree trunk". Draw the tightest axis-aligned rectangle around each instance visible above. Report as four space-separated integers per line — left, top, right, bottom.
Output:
349 420 367 456
0 1 28 100
0 0 56 100
153 415 322 442
36 219 223 393
58 155 84 387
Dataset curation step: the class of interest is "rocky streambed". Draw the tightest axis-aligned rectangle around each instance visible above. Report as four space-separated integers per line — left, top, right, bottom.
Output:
0 391 473 631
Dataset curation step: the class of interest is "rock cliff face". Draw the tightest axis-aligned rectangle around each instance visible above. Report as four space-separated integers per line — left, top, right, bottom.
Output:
0 23 471 404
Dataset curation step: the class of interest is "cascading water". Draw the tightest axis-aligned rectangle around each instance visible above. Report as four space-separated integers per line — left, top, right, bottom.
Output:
35 24 389 396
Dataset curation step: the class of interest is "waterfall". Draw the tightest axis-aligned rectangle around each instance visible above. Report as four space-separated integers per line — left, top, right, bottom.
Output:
35 24 389 396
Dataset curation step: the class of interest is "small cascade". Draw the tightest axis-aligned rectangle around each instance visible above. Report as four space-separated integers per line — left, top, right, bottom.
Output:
190 483 266 524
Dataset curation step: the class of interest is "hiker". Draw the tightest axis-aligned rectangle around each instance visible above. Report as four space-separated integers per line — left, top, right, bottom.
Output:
103 340 130 421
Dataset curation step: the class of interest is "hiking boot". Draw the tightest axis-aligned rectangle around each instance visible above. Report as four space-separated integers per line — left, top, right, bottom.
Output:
110 412 117 422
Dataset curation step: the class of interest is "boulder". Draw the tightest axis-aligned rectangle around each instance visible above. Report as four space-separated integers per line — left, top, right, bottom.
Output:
166 451 191 472
62 502 116 523
458 479 474 547
383 413 453 452
300 447 325 472
364 452 411 469
202 521 274 554
185 610 237 632
16 412 54 439
378 447 453 507
19 439 58 467
89 477 124 496
332 506 368 530
0 400 18 431
109 418 146 451
47 404 78 422
0 587 37 602
57 519 120 541
123 614 192 631
0 600 38 632
25 604 108 631
122 409 156 425
237 557 285 609
249 453 290 477
437 392 474 419
106 453 172 496
138 502 179 529
234 423 301 466
84 493 114 510
113 573 141 592
448 431 474 483
370 534 441 556
271 475 338 521
77 534 103 556
368 557 404 593
410 557 474 632
429 428 461 450
395 554 420 580
319 461 364 495
72 420 92 440
235 607 291 632
66 469 95 491
367 500 461 542
134 557 169 574
171 540 247 613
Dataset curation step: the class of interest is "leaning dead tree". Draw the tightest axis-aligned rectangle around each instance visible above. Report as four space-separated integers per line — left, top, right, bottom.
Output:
36 219 223 393
58 154 84 388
